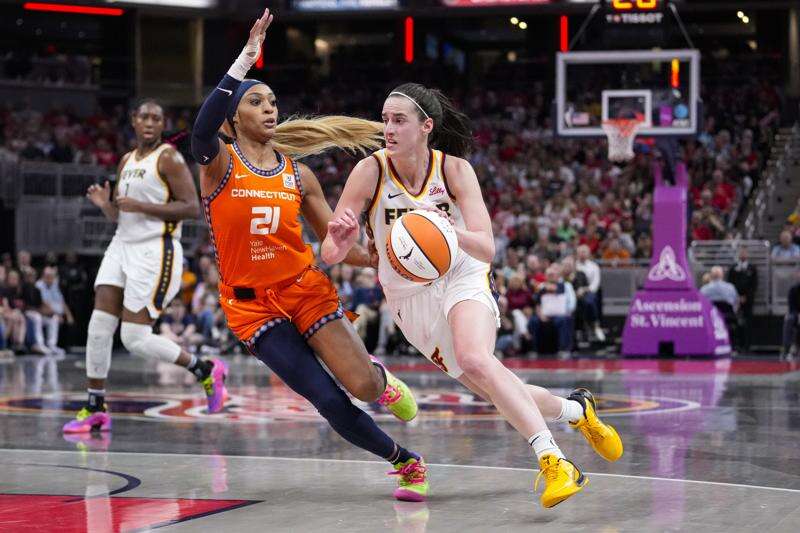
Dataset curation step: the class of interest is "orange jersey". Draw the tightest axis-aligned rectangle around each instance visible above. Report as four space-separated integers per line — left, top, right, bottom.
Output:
203 143 314 289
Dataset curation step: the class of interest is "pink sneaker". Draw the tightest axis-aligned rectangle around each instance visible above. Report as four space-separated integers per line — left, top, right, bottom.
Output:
202 358 228 414
62 407 111 433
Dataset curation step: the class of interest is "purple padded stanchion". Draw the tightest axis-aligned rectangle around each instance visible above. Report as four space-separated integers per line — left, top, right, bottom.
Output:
621 162 731 357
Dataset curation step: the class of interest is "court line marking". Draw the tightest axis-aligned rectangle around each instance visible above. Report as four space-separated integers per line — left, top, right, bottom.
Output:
3 448 800 495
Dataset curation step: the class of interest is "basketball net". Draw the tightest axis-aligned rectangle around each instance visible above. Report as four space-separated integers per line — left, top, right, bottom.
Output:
602 117 645 163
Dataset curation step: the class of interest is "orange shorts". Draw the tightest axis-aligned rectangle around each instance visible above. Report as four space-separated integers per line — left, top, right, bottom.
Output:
219 265 350 350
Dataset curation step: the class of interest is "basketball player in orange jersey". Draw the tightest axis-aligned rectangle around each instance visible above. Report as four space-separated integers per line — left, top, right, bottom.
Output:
190 9 427 502
323 83 624 508
63 99 228 435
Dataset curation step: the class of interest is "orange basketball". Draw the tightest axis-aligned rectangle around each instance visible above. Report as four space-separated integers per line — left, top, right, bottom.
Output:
386 209 459 283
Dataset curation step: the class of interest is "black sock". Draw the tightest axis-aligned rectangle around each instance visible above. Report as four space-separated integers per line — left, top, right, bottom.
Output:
388 445 419 465
87 389 105 411
188 358 213 380
373 362 388 391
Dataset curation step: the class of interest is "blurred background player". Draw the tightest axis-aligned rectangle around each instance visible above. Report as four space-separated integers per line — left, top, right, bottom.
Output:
190 9 427 502
323 82 623 508
62 99 227 434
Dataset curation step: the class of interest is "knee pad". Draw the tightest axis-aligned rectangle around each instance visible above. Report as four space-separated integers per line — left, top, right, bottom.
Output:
119 321 181 364
86 310 119 379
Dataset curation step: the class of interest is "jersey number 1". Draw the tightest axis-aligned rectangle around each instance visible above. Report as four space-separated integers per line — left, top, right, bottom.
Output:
250 206 281 235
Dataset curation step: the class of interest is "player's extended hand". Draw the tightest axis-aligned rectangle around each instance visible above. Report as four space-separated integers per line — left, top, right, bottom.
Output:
327 208 360 249
86 181 111 207
115 196 143 213
420 205 455 226
243 8 274 62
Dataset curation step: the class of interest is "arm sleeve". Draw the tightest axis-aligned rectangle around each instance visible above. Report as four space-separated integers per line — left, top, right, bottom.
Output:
191 74 241 165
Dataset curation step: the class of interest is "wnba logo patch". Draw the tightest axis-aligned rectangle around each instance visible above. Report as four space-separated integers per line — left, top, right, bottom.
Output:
282 173 296 190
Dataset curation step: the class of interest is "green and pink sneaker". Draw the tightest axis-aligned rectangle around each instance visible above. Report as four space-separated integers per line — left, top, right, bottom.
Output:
371 355 418 422
62 406 111 434
389 457 429 502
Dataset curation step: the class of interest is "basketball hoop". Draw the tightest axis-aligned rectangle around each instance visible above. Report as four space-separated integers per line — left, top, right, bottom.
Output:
602 118 645 163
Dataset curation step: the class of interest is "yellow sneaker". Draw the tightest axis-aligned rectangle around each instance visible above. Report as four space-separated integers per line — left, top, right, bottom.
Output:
568 388 624 462
534 455 587 508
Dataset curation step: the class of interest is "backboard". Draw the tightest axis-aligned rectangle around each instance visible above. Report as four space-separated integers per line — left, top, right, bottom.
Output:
555 49 700 138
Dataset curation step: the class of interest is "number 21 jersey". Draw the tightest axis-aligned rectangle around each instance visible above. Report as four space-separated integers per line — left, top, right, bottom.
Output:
203 142 313 288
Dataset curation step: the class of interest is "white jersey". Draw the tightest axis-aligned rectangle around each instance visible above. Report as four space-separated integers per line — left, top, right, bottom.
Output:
114 143 182 243
368 148 487 299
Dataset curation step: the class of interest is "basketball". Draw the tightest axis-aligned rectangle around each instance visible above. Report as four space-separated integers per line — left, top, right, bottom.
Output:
386 209 458 283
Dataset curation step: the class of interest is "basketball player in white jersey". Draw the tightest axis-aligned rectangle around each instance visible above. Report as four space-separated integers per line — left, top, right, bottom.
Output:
322 83 623 508
63 100 228 435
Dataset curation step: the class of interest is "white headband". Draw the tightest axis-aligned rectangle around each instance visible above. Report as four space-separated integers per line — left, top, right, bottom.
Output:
389 91 430 119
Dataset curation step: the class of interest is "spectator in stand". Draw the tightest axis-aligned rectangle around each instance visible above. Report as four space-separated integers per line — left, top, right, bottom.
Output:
494 295 516 357
2 269 46 354
350 268 387 354
771 230 800 262
781 271 800 359
21 268 50 355
524 254 546 289
727 247 758 351
634 233 652 259
58 252 90 346
191 265 219 316
505 273 533 312
600 237 632 265
498 248 522 281
528 264 576 359
16 250 34 278
159 299 202 352
329 263 355 310
35 266 73 355
561 256 595 343
1 267 27 353
180 258 198 308
575 245 604 341
701 266 739 308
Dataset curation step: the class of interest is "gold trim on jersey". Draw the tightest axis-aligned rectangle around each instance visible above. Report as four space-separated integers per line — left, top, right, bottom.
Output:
386 148 436 200
365 153 384 235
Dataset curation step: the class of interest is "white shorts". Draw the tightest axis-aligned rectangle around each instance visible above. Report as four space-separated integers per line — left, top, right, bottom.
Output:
386 257 500 378
94 235 183 319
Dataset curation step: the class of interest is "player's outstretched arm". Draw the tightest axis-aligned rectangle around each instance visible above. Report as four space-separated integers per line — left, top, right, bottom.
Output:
445 156 495 263
191 8 273 191
321 156 379 265
298 163 371 267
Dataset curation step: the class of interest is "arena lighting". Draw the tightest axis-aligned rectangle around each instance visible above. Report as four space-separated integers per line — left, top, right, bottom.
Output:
560 15 568 52
404 16 414 64
518 21 528 30
742 16 749 24
23 2 123 16
510 17 519 25
737 11 744 18
670 58 679 88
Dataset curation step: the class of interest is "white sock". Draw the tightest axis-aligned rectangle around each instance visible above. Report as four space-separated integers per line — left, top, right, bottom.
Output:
553 398 584 424
528 430 564 460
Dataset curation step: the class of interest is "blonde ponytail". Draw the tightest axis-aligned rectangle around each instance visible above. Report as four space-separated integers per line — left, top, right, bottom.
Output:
271 116 384 159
